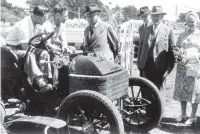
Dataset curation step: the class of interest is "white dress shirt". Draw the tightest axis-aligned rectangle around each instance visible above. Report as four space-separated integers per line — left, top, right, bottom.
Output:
6 16 36 47
41 19 68 46
153 23 161 35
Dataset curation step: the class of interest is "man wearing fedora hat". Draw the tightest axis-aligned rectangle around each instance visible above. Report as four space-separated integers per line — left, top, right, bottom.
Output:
82 4 119 61
136 6 151 76
137 6 151 39
137 6 175 90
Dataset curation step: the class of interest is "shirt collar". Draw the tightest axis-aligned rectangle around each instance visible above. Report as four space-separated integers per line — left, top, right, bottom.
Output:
153 23 161 30
28 15 35 32
144 22 150 27
49 17 58 29
92 17 100 28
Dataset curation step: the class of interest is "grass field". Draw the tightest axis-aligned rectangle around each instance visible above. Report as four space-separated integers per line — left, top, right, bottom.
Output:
131 64 200 134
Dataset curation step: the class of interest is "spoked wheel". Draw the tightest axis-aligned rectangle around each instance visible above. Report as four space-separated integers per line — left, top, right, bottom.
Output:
57 90 124 134
122 77 163 133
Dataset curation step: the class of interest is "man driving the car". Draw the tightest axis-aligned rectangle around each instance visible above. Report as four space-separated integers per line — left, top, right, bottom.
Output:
6 5 53 92
40 4 76 55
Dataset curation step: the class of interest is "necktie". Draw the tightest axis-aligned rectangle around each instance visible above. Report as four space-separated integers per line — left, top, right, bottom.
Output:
90 25 94 36
153 25 158 35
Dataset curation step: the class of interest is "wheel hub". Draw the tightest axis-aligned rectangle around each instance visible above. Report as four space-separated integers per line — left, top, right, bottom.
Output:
82 121 94 134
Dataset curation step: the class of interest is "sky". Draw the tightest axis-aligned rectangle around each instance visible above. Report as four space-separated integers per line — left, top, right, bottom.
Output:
6 0 200 21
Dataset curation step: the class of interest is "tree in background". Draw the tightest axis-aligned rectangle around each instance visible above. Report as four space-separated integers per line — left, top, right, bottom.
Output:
45 0 140 24
44 0 108 19
1 0 28 22
1 0 12 9
110 5 123 25
1 0 140 24
122 5 139 22
110 5 139 25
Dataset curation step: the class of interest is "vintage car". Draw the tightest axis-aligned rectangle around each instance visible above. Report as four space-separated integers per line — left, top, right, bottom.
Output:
1 32 163 134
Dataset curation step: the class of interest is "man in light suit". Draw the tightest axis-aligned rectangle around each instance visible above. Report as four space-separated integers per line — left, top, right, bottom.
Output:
137 6 175 90
83 4 119 62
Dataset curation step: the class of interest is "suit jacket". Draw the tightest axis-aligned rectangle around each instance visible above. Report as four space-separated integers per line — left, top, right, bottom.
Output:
138 23 151 42
139 24 146 39
84 19 119 61
137 23 175 75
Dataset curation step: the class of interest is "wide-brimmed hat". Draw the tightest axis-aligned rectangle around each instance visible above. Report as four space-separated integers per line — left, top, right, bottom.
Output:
151 6 166 15
137 6 151 17
83 4 102 15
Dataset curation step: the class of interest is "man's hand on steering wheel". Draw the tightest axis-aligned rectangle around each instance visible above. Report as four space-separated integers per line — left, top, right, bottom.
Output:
28 32 54 49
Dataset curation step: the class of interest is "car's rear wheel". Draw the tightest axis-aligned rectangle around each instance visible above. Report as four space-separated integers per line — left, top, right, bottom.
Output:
122 77 163 133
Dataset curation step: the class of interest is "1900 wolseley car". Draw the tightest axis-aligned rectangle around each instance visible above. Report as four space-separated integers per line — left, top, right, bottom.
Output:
1 32 163 134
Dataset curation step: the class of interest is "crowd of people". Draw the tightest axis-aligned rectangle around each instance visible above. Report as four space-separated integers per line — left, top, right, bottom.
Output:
1 2 199 128
136 5 200 126
0 22 13 27
65 18 88 28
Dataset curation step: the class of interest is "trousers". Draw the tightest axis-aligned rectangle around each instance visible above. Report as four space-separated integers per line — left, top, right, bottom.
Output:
11 47 52 82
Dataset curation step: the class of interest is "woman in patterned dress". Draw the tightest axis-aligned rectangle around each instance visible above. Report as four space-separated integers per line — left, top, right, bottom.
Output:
173 11 200 125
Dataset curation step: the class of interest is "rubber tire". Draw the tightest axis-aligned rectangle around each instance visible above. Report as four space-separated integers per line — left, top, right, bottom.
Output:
0 101 6 125
57 90 124 134
123 77 164 133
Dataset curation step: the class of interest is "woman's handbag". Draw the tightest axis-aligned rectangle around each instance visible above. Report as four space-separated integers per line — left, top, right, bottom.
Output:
186 48 200 77
186 63 200 77
185 47 200 77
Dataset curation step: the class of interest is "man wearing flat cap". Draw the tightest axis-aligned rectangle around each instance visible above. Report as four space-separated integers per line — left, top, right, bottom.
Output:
137 6 175 90
6 5 53 92
83 4 119 61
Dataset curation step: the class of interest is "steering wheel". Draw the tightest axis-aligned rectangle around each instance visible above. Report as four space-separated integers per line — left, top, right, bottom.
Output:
28 32 54 49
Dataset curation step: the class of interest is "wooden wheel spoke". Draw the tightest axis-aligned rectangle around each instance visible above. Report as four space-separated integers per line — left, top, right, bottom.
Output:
77 105 87 121
92 109 98 122
68 125 82 131
135 112 140 125
95 125 110 131
138 109 148 122
136 89 141 98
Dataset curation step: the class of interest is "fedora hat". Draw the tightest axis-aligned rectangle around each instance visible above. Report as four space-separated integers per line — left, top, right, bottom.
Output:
137 6 151 17
151 6 166 15
83 4 102 15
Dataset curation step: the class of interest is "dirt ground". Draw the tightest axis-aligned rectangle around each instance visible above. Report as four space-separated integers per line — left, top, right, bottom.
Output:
131 65 200 134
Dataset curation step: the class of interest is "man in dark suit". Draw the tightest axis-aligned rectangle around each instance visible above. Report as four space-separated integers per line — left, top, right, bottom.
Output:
136 6 151 76
137 6 175 90
138 6 151 40
83 4 119 62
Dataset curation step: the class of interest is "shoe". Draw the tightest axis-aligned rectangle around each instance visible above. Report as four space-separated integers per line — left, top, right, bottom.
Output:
176 115 187 122
185 117 197 125
35 77 53 92
35 77 47 88
40 84 53 92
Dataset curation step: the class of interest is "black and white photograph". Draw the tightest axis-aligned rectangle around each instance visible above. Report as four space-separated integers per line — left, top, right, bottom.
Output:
0 0 200 134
